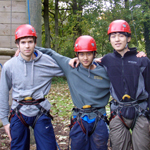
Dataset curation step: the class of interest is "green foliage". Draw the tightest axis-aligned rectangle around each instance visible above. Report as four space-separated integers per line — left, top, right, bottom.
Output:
42 0 149 57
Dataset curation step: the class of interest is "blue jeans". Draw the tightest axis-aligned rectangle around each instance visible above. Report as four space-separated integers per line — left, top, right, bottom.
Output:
10 114 57 150
70 118 109 150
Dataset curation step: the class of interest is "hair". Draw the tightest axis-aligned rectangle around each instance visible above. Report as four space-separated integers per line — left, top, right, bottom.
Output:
76 51 97 57
15 36 37 44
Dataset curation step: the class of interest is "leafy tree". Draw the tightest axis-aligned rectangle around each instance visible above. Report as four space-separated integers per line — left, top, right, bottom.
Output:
41 0 150 58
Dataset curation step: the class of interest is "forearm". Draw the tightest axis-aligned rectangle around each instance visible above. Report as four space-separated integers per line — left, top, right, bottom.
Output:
0 66 12 125
36 46 71 72
35 46 53 56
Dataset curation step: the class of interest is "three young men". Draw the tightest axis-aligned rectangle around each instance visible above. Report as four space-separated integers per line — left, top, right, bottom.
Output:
0 24 64 150
36 35 110 150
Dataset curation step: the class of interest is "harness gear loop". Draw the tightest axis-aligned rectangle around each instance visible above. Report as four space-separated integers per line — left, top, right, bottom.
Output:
122 94 131 100
9 97 53 128
82 105 91 109
24 97 32 100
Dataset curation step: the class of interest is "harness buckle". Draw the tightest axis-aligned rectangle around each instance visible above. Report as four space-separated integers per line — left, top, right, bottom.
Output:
24 97 33 101
82 105 91 109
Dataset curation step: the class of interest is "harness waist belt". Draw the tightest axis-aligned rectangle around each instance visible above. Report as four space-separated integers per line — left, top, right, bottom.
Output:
14 98 45 105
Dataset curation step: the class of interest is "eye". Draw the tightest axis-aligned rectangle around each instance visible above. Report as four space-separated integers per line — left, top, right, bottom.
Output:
87 52 92 56
120 34 124 37
79 53 84 56
21 41 26 44
110 34 115 38
29 41 34 43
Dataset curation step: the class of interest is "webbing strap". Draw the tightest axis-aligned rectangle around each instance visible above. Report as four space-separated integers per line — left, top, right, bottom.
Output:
14 98 45 105
10 98 53 128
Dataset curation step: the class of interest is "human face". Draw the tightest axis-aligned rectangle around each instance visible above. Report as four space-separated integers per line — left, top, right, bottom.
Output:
110 33 131 56
78 52 94 69
16 37 36 61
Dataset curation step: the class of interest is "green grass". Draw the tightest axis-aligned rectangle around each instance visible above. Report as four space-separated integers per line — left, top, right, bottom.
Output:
46 81 74 121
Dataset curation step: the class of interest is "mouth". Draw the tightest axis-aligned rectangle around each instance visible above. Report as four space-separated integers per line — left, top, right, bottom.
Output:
115 43 121 46
83 61 89 64
25 50 31 53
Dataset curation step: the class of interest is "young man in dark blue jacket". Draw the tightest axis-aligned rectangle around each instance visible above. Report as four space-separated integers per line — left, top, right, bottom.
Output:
101 20 150 150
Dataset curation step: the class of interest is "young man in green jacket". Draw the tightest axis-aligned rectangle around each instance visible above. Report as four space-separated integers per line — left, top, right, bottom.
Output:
36 35 110 150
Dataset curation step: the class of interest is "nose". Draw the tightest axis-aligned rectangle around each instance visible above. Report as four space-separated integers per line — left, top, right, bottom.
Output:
115 35 119 41
83 54 88 59
25 42 29 47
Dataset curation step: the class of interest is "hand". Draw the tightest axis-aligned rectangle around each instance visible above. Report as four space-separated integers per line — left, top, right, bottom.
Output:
4 124 11 141
136 51 146 57
149 122 150 133
94 57 103 63
68 57 79 68
14 49 20 57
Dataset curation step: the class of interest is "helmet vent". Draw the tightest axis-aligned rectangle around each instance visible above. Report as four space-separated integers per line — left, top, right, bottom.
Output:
31 29 35 32
91 43 94 47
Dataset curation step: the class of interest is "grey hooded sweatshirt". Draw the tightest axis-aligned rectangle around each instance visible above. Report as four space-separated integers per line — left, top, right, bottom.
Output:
0 50 64 125
36 47 110 119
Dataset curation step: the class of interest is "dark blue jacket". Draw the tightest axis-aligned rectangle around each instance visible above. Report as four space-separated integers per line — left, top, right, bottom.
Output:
101 47 150 114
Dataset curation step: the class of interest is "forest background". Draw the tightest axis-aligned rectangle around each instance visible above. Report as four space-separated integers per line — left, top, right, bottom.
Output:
41 0 150 58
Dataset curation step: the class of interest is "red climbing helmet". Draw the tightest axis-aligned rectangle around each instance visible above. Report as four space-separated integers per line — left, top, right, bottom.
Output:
15 24 37 40
74 35 97 52
107 20 131 35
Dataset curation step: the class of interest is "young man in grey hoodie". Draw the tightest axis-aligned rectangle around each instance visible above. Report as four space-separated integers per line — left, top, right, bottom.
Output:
0 24 64 150
36 35 110 150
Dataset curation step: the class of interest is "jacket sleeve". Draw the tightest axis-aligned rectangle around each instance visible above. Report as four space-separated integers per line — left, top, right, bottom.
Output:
0 65 12 125
142 57 150 118
35 46 71 74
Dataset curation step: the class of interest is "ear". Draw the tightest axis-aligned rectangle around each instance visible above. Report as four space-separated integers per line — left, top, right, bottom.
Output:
16 44 19 48
127 37 131 42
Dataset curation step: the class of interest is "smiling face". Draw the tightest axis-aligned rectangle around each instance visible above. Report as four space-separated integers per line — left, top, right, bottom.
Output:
110 32 131 56
78 52 95 69
16 37 36 61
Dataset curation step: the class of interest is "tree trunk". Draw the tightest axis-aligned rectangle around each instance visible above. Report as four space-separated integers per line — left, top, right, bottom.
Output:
43 0 50 48
72 0 83 42
55 0 59 52
27 0 42 46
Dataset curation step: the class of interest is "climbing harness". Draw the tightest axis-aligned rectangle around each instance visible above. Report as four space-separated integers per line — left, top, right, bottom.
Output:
67 105 109 150
69 105 109 136
109 94 149 130
9 97 53 128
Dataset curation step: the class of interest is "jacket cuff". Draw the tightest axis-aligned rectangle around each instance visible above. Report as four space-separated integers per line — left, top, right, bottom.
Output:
1 117 9 126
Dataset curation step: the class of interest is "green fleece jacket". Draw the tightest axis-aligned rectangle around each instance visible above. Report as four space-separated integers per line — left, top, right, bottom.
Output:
36 47 110 119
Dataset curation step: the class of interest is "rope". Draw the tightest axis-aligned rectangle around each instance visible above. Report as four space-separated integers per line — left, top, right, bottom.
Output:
27 0 31 24
0 63 2 69
10 0 12 49
129 0 138 48
56 141 61 150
